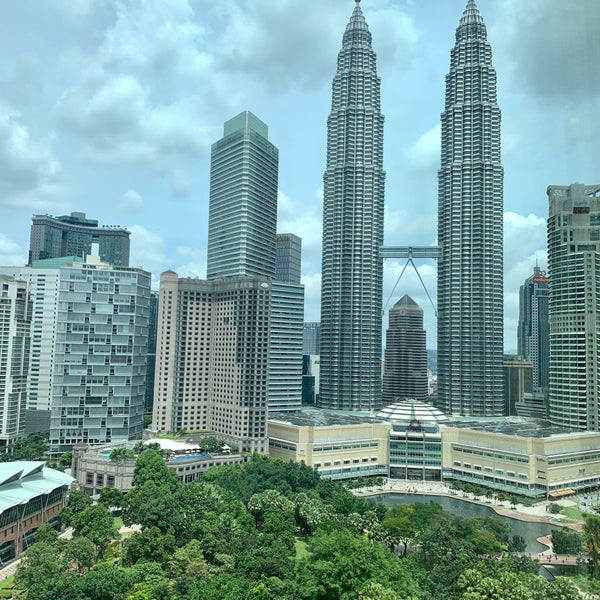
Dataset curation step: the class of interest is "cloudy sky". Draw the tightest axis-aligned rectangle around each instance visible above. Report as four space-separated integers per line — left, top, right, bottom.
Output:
1 0 599 352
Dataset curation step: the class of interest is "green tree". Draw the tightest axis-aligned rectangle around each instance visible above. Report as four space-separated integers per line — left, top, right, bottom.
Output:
584 514 600 578
132 448 179 490
293 527 424 600
58 451 73 469
382 504 417 556
59 489 93 527
551 527 582 555
358 581 401 599
98 486 127 510
122 527 178 566
78 563 135 600
72 503 118 556
64 536 97 573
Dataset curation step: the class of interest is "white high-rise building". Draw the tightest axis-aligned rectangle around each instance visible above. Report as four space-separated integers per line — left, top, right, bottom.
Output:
153 272 271 454
2 256 150 452
0 276 31 451
437 0 504 416
319 0 385 411
548 183 600 430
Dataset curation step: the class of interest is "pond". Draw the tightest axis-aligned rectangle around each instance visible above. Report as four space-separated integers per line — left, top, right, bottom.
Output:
369 493 562 553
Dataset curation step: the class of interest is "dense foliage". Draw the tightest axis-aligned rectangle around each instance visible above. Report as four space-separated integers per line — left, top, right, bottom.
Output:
11 452 583 599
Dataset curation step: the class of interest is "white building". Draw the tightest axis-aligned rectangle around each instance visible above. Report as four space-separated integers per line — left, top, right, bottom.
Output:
0 276 31 450
547 183 600 430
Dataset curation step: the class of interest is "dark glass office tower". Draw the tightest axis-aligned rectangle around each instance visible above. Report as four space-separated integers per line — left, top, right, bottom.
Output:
382 295 429 406
437 0 504 416
319 0 385 411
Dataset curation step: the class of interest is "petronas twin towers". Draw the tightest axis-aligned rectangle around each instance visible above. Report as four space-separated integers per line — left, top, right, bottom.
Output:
319 0 504 415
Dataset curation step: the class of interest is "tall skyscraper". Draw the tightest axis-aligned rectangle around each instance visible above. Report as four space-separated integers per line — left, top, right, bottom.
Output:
207 111 278 280
547 183 600 430
0 276 31 451
382 295 429 406
270 234 304 412
437 0 504 416
29 212 130 266
518 266 549 393
319 0 385 411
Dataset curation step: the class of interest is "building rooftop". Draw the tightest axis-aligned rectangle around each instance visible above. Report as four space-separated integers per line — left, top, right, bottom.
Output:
377 400 449 424
269 409 386 428
443 417 588 439
0 462 74 512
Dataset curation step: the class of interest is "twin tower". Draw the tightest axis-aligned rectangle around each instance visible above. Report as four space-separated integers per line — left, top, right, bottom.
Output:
319 0 504 415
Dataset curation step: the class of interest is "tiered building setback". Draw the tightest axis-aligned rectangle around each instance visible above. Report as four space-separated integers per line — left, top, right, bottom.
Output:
319 0 385 411
437 0 504 416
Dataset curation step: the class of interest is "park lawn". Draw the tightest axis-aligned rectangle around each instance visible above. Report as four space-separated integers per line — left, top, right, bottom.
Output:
114 515 125 529
561 507 585 523
294 539 309 561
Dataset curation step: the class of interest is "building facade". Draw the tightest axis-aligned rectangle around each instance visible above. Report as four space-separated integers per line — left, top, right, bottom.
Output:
382 295 429 406
319 1 385 411
50 255 150 453
437 0 504 416
207 111 278 280
504 354 533 417
29 212 130 266
518 266 550 392
269 234 304 412
0 276 31 451
0 265 63 431
303 322 321 355
0 462 73 561
547 183 600 430
152 272 271 454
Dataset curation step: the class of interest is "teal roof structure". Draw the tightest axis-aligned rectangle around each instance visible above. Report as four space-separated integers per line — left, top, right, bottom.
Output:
0 462 74 513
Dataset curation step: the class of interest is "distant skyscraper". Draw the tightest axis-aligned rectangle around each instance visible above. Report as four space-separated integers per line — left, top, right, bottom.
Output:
207 111 278 280
29 212 130 266
303 322 321 356
319 0 385 411
145 291 159 415
437 0 504 416
518 266 549 392
0 276 31 451
275 234 302 283
382 295 429 406
270 234 304 412
547 183 600 430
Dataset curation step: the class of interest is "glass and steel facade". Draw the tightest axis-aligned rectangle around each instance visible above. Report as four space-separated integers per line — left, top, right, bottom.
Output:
207 111 278 280
437 0 504 416
518 267 549 392
29 212 130 266
547 183 600 430
382 295 429 406
319 1 385 411
50 258 150 453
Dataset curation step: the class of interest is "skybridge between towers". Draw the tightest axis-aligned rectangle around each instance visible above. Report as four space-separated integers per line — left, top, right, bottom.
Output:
379 245 440 316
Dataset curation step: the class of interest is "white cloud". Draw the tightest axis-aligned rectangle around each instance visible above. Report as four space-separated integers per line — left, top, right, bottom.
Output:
494 0 600 102
408 123 440 171
0 234 27 266
0 102 63 209
127 224 166 273
174 245 206 280
119 189 143 212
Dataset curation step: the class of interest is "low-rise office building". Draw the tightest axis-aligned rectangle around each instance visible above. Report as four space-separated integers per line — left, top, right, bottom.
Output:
71 439 250 495
268 410 389 480
442 419 600 497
